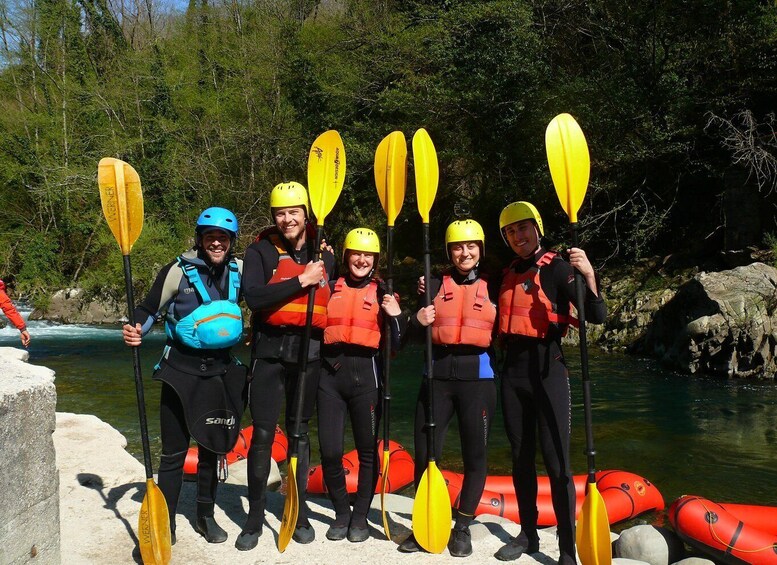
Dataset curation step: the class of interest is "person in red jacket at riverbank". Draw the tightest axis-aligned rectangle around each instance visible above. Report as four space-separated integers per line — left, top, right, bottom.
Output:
494 201 606 564
0 279 31 347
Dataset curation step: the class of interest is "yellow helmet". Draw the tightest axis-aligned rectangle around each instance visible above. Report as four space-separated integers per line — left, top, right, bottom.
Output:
499 201 544 242
270 181 309 216
342 228 381 262
445 219 485 259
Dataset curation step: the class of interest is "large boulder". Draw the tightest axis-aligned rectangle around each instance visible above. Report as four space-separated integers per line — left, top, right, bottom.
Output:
615 525 686 565
0 348 60 564
29 288 124 325
632 262 777 379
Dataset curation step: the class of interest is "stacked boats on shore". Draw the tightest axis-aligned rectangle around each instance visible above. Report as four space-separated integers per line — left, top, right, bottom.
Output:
184 426 777 564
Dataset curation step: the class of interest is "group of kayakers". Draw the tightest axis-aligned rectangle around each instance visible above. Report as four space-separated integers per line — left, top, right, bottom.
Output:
121 180 605 563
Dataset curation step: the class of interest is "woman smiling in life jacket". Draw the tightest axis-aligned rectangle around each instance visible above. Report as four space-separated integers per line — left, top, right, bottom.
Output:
493 201 606 564
122 207 246 546
317 228 406 544
399 219 498 558
237 181 337 551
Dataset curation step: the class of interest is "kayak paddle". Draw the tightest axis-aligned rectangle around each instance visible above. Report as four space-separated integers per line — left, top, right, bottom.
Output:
545 113 612 565
374 130 407 541
278 130 346 552
98 157 172 565
410 128 451 554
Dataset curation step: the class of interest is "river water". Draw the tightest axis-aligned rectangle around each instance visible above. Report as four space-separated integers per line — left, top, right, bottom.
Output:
3 306 777 521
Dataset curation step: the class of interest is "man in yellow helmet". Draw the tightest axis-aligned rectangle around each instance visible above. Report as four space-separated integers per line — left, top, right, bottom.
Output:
494 201 606 564
237 182 336 550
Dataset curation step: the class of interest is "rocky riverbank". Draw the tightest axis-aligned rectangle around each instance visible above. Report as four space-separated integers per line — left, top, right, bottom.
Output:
54 411 568 565
55 410 716 565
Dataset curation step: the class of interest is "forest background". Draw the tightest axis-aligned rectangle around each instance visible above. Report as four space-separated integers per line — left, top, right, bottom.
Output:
0 0 776 307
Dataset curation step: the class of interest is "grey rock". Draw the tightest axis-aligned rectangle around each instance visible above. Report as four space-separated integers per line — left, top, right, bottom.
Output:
29 288 124 325
615 525 685 565
671 559 716 565
633 262 777 378
0 347 60 565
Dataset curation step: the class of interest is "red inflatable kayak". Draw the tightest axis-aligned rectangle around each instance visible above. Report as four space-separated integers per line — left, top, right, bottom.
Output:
443 469 664 526
183 425 288 475
669 495 777 565
307 440 414 495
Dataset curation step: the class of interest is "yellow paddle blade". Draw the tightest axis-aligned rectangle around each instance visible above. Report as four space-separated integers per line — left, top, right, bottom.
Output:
412 128 439 223
138 478 171 565
545 113 590 224
307 130 346 228
278 456 299 552
379 448 391 540
411 461 451 554
374 131 407 227
576 481 612 565
98 157 144 254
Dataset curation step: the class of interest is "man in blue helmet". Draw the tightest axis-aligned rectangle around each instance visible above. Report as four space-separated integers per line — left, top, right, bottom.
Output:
123 207 247 546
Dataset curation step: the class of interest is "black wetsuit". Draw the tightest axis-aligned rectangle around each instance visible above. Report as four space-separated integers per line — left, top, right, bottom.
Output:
133 249 246 534
409 268 498 528
241 230 336 533
317 274 406 530
498 247 606 560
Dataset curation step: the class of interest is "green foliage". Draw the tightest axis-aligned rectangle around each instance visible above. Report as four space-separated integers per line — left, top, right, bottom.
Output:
764 232 777 268
78 216 192 301
0 0 775 302
16 232 65 295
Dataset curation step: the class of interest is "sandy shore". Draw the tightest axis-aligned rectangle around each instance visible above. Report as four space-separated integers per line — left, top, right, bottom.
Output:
54 412 570 564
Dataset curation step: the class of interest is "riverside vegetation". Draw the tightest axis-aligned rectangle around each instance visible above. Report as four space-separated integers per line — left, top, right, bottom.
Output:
1 0 776 370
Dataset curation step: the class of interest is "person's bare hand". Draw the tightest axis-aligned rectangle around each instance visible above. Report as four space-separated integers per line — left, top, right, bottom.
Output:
122 323 142 347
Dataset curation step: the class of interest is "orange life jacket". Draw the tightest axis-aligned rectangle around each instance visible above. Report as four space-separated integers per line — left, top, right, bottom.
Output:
498 251 578 338
257 232 330 329
324 278 382 349
431 275 496 348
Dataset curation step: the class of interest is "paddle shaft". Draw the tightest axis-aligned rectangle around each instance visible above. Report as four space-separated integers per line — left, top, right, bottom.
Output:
422 224 438 460
123 254 154 480
571 223 596 482
381 226 394 446
289 227 324 456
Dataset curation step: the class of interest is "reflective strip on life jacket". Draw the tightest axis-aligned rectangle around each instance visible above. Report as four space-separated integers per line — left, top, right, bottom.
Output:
324 278 382 349
498 251 578 338
431 275 495 348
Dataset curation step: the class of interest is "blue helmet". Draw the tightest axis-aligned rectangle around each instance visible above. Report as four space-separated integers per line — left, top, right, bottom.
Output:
196 207 238 237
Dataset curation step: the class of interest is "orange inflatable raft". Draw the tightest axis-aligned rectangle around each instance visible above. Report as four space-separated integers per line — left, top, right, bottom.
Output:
443 469 664 526
183 425 288 475
669 495 777 565
307 440 415 495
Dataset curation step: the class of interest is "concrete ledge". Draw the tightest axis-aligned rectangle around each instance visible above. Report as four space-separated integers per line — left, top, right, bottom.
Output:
0 347 59 565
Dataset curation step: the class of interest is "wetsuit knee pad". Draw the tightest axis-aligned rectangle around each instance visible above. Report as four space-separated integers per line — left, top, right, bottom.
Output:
159 449 188 472
250 425 277 448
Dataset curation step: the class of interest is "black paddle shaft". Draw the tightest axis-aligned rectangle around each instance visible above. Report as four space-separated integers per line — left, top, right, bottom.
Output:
381 226 394 446
422 224 438 461
571 224 597 482
123 254 155 480
289 226 324 455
